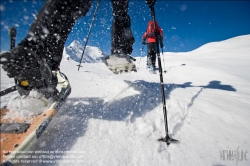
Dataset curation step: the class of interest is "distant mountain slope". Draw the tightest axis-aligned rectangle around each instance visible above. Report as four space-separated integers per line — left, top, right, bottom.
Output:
191 34 250 54
63 40 104 63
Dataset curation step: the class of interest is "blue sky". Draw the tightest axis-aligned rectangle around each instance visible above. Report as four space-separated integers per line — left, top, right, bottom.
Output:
1 0 250 57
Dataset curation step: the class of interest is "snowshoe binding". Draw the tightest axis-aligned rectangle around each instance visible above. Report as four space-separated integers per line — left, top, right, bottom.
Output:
103 53 137 74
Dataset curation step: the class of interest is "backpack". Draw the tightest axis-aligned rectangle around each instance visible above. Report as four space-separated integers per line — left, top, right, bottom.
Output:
146 20 159 38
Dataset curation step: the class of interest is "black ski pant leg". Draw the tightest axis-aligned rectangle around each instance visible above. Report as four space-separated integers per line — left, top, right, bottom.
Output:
147 42 157 67
152 43 157 66
111 0 135 55
19 0 93 70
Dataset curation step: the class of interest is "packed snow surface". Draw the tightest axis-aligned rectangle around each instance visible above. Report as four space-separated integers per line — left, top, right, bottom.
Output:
1 35 250 166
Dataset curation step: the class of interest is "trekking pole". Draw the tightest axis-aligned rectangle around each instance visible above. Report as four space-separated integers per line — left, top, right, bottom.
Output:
0 86 17 97
161 47 166 73
0 27 18 97
9 27 18 85
9 27 16 49
146 0 178 145
77 0 101 71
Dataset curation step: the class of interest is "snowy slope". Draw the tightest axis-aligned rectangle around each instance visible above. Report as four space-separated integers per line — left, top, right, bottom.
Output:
63 40 104 63
1 35 250 166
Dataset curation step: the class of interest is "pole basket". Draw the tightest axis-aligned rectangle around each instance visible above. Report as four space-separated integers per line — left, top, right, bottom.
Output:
158 135 179 146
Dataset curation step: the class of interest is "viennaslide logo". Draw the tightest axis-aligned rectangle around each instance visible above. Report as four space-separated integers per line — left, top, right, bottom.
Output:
220 146 248 165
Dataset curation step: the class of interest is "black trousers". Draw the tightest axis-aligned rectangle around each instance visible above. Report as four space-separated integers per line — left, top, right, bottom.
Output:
18 0 134 70
147 42 157 67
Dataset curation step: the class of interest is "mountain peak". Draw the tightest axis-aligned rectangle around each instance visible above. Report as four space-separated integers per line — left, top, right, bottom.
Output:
64 40 104 63
69 40 83 48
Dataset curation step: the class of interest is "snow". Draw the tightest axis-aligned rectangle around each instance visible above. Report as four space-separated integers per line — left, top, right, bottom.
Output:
1 35 250 165
2 91 52 120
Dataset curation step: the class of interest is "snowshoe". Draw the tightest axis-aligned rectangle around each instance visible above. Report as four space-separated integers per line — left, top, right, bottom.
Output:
103 53 137 74
0 71 71 165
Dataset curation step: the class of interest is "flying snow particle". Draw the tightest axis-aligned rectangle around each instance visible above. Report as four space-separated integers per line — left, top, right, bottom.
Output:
32 14 37 19
172 26 176 30
0 5 5 11
54 33 61 40
28 32 35 37
42 27 50 35
180 4 187 12
0 57 8 62
24 16 29 20
4 25 9 31
44 9 49 15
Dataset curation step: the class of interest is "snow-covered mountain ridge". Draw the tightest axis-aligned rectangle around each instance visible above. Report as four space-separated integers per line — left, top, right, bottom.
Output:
63 40 104 63
190 34 250 54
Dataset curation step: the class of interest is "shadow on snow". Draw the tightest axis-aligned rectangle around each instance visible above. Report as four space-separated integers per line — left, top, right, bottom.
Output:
25 80 236 166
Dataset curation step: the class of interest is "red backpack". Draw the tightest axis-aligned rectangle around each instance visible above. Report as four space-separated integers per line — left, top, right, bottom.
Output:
146 20 159 37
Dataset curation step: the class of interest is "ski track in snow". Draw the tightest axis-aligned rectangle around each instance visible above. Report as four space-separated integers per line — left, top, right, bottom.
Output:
1 35 250 166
